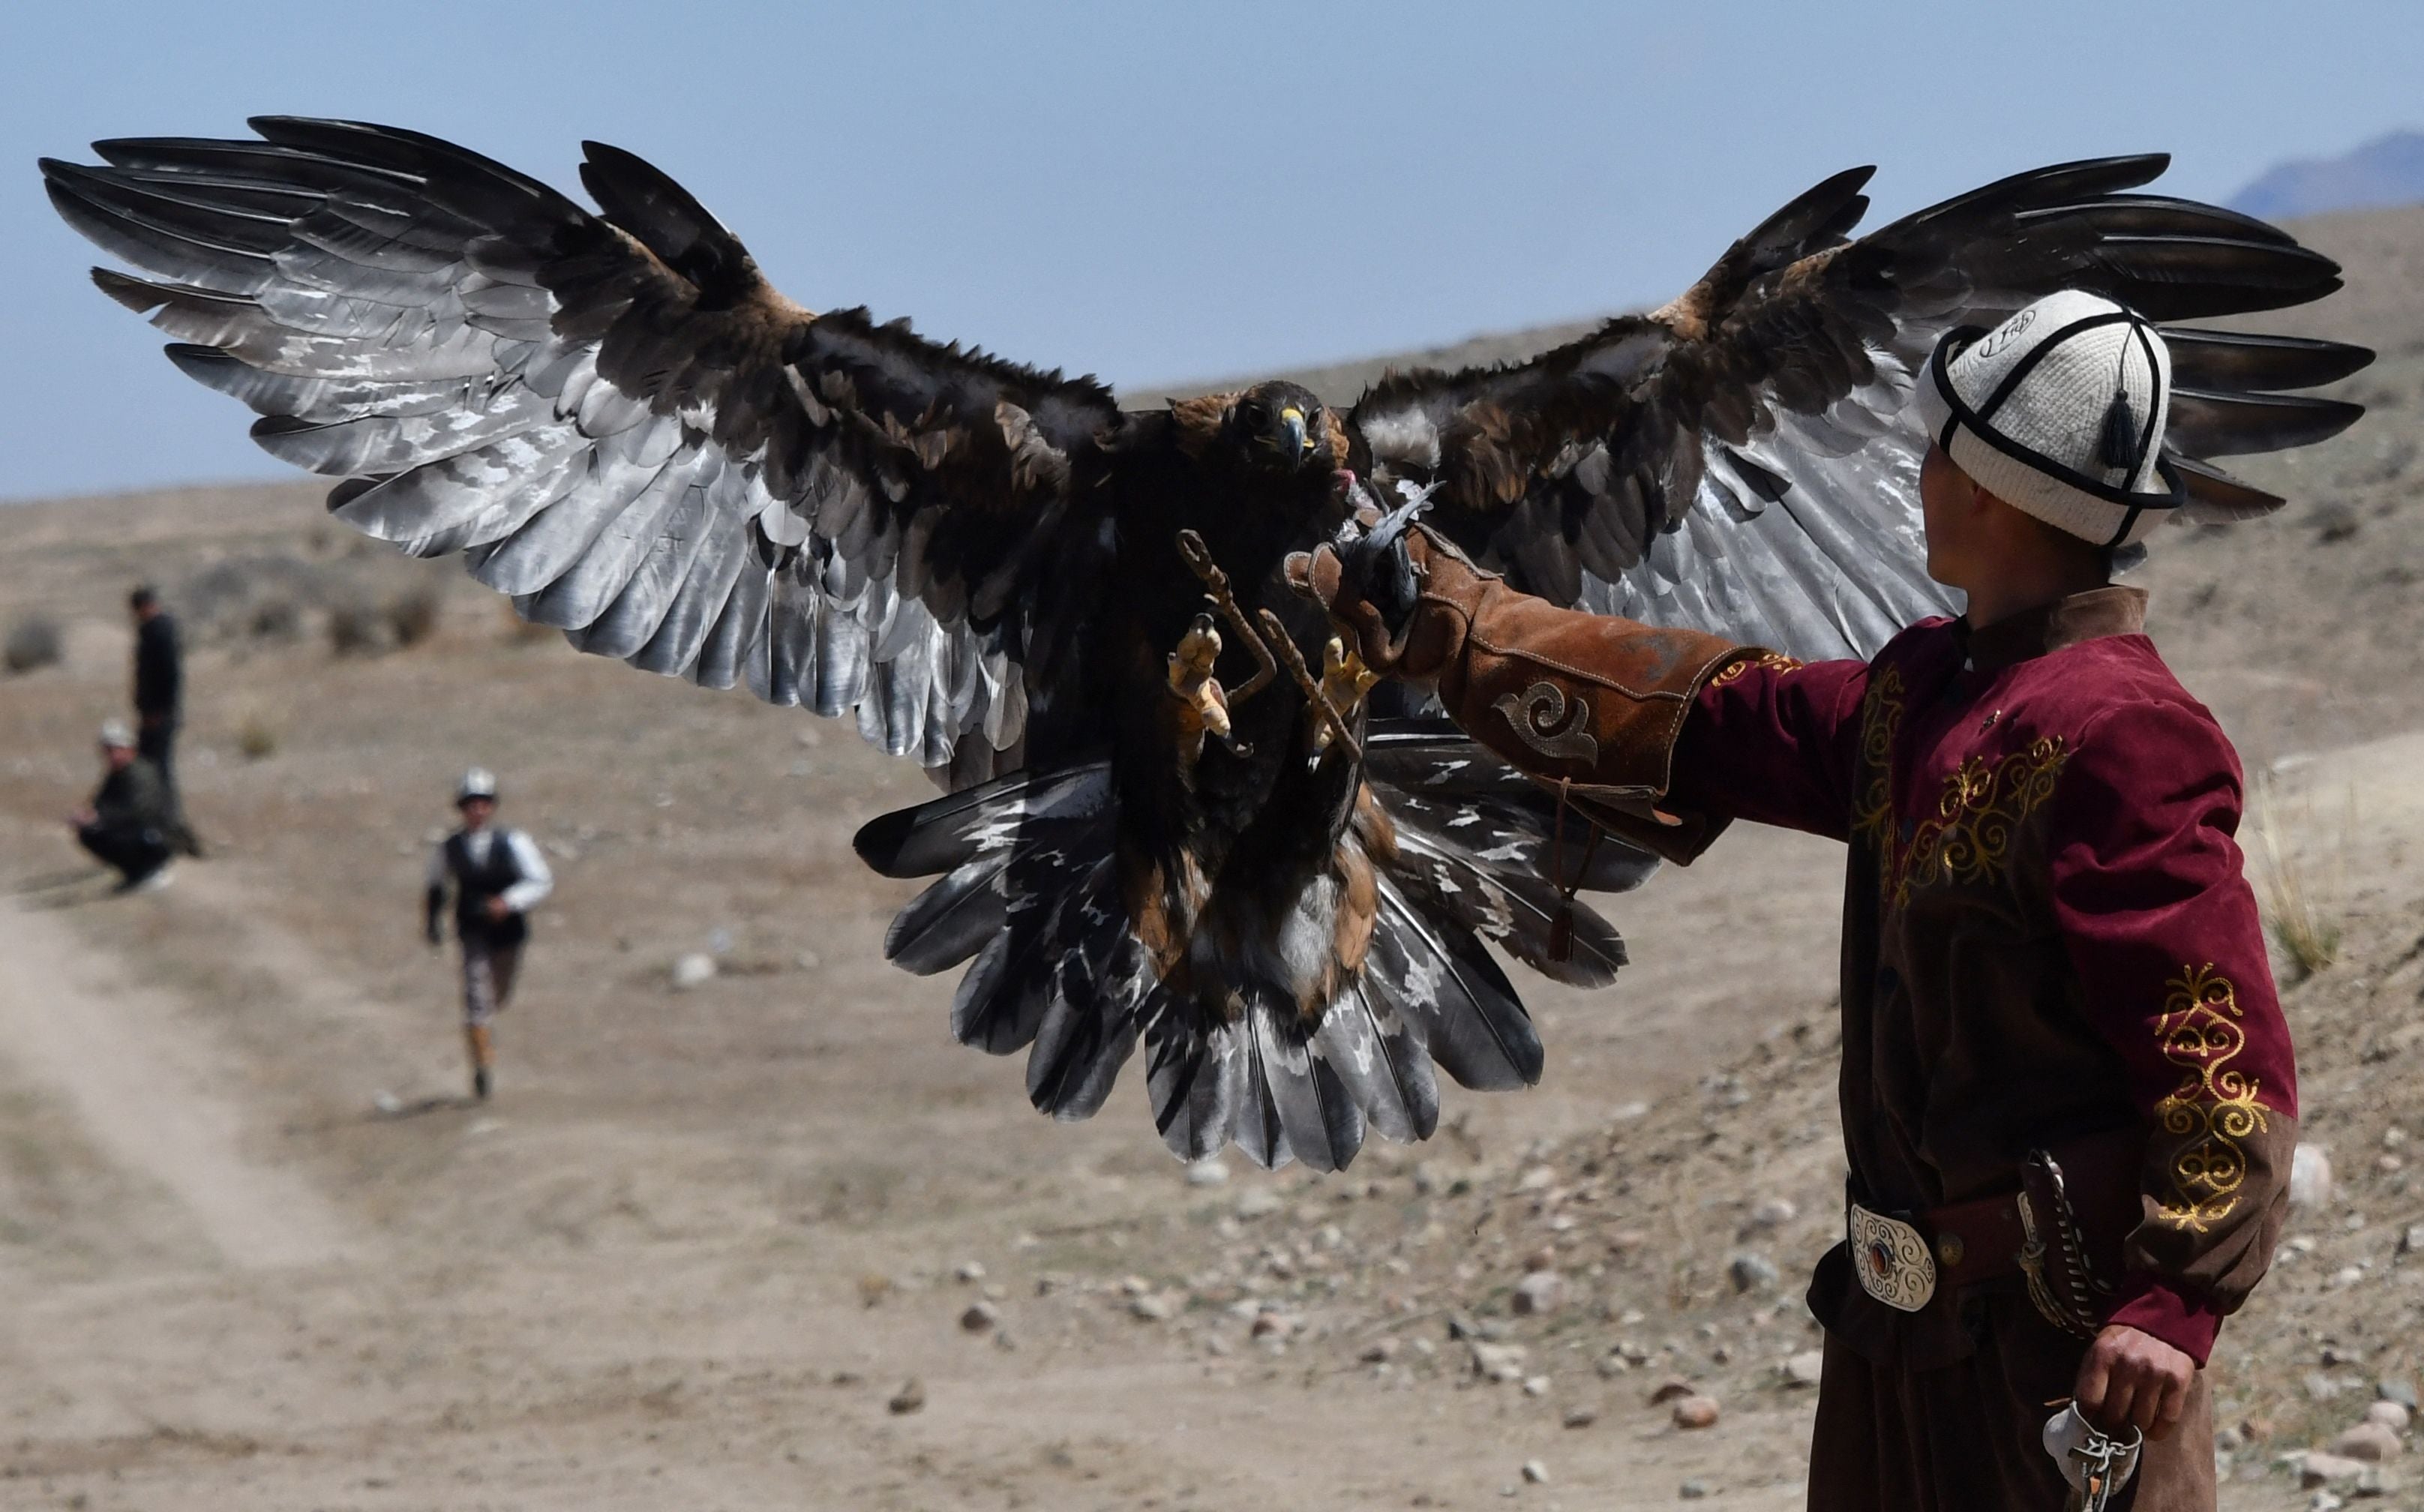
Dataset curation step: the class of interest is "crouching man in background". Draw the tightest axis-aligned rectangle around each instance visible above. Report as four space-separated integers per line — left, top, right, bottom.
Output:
424 767 553 1101
68 718 177 892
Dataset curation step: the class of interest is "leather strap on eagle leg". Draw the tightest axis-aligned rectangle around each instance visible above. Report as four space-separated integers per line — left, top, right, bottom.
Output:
1545 778 1604 964
1178 530 1278 706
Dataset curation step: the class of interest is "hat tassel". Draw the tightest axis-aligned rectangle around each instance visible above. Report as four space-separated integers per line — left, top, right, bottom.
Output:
2098 387 2141 474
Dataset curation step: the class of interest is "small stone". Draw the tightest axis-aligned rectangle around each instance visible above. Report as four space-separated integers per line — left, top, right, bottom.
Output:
2308 1490 2344 1511
1729 1252 1780 1294
2354 1466 2406 1496
1471 1341 1528 1384
2330 1265 2364 1288
1513 1272 1566 1316
1130 1294 1174 1322
954 1260 986 1284
1678 1480 1711 1500
1784 1350 1826 1388
1520 1460 1550 1485
2300 1450 2365 1487
2403 1224 2424 1256
1360 1339 1399 1365
1523 1246 1558 1274
2378 1378 2420 1410
2291 1144 2335 1210
1594 1354 1629 1379
1522 1376 1551 1397
2216 1425 2245 1453
2363 1400 2410 1432
1186 1159 1231 1187
1235 1188 1282 1220
959 1300 999 1332
1648 1378 1696 1406
1517 1166 1556 1192
1250 1311 1296 1340
2330 1423 2401 1463
1562 1406 1598 1429
2380 1154 2407 1174
2309 1372 2349 1402
1671 1394 1720 1430
887 1378 926 1414
1748 1197 1798 1229
2324 1345 2367 1367
670 952 718 991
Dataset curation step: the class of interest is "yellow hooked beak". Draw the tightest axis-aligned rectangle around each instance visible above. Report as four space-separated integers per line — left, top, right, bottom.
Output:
1280 406 1310 460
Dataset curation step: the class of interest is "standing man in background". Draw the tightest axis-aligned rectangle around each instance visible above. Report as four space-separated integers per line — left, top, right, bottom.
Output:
129 585 182 790
424 768 554 1100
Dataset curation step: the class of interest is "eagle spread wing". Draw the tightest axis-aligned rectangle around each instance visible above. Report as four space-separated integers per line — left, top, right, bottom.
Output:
44 124 2370 1172
44 118 1120 784
1352 157 2368 660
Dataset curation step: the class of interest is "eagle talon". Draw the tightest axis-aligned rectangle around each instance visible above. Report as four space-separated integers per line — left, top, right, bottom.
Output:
1167 614 1246 785
1312 636 1381 758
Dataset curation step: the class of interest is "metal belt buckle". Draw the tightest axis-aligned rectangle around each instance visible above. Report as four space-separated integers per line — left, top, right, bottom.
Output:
1848 1202 1938 1312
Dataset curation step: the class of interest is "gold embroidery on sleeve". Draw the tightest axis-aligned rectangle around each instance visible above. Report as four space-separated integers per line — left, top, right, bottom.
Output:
2152 963 2270 1232
1850 667 1906 852
1708 650 1804 688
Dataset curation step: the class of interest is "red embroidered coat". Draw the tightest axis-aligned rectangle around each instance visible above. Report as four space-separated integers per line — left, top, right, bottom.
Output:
1429 578 2296 1370
1667 585 2296 1366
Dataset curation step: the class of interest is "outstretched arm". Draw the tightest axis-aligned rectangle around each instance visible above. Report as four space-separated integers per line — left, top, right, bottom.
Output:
1295 526 1871 854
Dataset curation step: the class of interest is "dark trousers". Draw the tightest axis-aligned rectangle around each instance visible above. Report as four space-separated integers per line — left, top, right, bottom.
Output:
1807 1301 2215 1511
78 823 172 884
138 715 177 790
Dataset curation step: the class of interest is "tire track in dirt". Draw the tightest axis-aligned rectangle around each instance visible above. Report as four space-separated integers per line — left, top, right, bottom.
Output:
0 896 355 1270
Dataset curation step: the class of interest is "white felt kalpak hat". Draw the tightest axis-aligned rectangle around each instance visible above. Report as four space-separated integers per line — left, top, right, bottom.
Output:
456 766 499 802
1911 290 2182 550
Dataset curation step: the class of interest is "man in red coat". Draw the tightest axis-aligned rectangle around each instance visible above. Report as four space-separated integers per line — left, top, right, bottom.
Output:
1298 290 2295 1510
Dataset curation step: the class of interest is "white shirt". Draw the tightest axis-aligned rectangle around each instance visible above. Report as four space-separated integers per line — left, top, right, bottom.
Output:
425 826 555 914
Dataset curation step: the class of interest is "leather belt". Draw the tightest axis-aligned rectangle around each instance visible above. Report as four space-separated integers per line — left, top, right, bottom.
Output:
1847 1127 2144 1313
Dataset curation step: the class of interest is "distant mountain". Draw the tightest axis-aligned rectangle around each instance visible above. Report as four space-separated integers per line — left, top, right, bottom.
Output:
2230 129 2424 220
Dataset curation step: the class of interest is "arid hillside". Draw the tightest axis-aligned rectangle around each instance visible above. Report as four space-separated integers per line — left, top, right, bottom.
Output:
0 205 2416 1511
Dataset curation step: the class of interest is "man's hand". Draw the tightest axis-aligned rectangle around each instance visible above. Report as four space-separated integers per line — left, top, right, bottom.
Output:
482 896 512 922
2074 1323 2194 1440
1286 523 1488 686
68 806 97 828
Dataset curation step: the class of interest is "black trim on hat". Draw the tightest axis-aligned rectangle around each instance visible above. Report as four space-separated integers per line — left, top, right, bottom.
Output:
1926 326 2185 518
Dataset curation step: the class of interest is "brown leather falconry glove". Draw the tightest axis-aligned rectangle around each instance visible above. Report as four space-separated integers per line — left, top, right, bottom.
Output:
1289 523 1762 860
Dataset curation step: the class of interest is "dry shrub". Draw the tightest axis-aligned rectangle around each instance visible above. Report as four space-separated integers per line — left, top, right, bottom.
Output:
4 615 63 674
500 600 558 646
387 587 441 648
2252 776 2344 982
236 710 280 761
327 598 386 657
248 598 302 641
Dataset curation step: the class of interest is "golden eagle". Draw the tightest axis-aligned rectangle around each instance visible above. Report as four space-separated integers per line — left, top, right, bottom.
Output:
42 121 2366 1168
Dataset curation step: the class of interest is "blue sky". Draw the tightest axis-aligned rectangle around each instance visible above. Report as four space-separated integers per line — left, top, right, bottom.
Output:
4 0 2418 501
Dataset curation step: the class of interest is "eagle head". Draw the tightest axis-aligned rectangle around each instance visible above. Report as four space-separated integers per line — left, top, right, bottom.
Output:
1226 381 1336 476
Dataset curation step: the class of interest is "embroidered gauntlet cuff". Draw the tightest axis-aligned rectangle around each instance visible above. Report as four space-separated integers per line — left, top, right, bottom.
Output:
1436 584 1754 800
